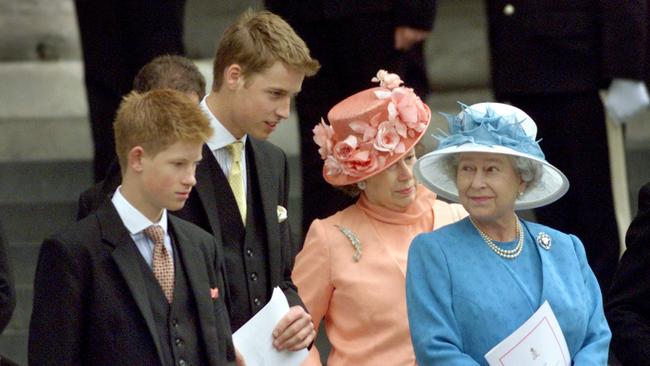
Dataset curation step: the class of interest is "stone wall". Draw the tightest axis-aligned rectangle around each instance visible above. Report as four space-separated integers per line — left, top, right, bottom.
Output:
0 0 80 61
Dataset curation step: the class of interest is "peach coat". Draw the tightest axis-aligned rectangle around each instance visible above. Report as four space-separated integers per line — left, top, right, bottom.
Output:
292 185 467 366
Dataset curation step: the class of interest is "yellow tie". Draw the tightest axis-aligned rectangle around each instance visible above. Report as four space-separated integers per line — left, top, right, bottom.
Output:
227 141 246 223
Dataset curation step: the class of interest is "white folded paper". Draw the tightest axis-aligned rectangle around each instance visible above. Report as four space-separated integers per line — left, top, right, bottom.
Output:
485 301 570 366
233 287 309 366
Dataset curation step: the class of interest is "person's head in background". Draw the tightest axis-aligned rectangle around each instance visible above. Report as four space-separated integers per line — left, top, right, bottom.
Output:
114 89 213 221
133 54 206 104
207 9 320 140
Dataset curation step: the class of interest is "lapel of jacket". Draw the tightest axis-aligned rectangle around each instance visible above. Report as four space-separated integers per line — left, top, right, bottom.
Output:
168 216 219 354
522 220 550 306
248 138 283 284
97 204 165 364
195 144 224 238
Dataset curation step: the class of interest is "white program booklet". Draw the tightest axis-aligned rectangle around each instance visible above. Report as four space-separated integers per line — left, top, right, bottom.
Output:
233 287 309 366
484 301 570 366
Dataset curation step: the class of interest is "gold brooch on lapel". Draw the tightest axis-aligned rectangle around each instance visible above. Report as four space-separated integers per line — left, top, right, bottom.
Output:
276 205 287 223
335 225 361 262
537 232 552 250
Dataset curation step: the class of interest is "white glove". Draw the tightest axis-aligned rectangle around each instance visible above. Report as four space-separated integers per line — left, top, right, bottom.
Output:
604 78 650 124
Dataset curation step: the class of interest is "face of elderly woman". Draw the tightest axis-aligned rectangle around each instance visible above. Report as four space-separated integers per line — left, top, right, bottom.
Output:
456 152 526 224
363 149 417 212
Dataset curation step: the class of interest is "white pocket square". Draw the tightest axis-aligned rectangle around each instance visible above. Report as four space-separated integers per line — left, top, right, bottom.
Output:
277 205 288 223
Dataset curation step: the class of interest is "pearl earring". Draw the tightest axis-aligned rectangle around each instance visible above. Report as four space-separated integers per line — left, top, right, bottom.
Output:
357 181 367 190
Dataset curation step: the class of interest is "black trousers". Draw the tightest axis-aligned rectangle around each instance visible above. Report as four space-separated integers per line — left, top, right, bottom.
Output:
501 92 620 293
74 0 186 181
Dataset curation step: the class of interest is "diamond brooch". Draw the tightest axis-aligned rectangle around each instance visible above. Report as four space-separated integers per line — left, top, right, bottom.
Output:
537 232 552 250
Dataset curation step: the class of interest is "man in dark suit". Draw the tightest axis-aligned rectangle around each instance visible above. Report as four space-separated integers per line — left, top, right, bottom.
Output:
485 0 648 293
606 182 650 365
74 0 186 182
173 10 320 351
29 90 237 365
265 0 436 238
77 55 207 220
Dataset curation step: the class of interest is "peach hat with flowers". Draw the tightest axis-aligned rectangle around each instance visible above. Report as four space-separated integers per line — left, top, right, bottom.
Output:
313 70 431 186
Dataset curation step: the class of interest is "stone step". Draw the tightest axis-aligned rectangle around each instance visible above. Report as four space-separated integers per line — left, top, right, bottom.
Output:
0 202 78 244
0 160 92 204
0 0 492 86
0 0 261 62
3 285 33 333
0 329 27 366
0 0 79 62
6 243 39 288
0 59 301 161
0 155 301 201
2 60 648 163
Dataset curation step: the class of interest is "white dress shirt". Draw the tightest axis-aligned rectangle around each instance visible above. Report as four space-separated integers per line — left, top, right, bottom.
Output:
200 96 248 193
111 187 173 267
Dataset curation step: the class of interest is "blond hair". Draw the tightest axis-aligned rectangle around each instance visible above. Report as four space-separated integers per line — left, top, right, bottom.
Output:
114 89 213 173
212 9 320 90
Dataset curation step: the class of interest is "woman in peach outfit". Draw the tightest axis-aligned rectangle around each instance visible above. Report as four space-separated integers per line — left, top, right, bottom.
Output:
292 70 467 366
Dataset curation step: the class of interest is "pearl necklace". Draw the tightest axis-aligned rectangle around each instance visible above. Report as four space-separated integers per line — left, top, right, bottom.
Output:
469 216 524 259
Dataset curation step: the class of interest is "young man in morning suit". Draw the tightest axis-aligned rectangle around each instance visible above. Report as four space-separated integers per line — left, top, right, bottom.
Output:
29 90 237 365
77 55 207 220
173 10 320 351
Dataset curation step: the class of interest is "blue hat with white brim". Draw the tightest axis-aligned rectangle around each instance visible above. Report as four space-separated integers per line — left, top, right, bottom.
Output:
415 102 569 210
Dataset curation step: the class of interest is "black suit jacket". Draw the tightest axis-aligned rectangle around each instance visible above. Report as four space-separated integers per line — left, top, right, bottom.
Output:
28 203 235 366
77 160 122 220
606 183 650 365
174 139 303 310
486 0 648 96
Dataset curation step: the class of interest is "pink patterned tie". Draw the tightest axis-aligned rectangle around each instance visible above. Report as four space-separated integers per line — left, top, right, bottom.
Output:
144 225 174 303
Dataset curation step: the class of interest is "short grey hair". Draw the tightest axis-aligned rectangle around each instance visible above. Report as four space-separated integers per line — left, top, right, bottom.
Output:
442 153 543 193
335 183 362 197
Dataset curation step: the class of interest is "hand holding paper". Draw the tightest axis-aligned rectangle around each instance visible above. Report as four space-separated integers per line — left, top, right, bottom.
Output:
235 349 246 366
233 287 309 366
272 305 315 351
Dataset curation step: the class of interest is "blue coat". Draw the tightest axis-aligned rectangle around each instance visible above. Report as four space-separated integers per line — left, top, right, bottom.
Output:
406 218 610 365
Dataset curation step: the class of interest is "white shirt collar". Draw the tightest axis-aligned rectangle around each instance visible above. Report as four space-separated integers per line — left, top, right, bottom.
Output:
111 187 168 235
200 95 247 151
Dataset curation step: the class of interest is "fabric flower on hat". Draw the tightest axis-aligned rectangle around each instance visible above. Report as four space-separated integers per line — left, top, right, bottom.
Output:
372 69 404 89
342 147 386 177
374 121 405 154
349 120 378 142
313 118 335 159
314 69 431 186
324 156 344 176
389 89 430 134
333 135 359 162
436 103 545 160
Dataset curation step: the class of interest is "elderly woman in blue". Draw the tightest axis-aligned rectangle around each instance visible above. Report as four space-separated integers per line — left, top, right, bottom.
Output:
406 102 611 365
